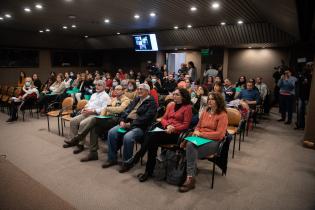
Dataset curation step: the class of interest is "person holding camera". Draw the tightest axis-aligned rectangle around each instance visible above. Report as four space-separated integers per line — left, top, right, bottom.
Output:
277 69 297 124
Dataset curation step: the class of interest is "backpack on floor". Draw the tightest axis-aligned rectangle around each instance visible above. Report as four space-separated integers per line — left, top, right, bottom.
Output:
154 149 187 186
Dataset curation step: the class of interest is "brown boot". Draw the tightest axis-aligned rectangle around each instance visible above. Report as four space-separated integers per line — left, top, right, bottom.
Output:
178 176 195 193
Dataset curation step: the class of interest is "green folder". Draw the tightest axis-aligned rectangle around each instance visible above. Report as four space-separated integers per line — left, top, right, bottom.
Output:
95 115 113 119
184 136 213 146
118 127 127 133
84 95 91 100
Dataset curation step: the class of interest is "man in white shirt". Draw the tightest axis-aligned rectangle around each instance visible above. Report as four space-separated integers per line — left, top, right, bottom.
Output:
63 80 111 154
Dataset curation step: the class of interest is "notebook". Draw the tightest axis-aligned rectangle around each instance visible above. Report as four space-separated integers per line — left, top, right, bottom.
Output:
184 136 213 146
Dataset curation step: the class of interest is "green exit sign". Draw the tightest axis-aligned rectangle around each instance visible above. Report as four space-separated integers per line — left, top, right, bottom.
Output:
201 49 209 56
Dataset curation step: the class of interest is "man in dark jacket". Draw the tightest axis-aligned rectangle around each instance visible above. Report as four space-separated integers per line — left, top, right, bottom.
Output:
102 83 157 172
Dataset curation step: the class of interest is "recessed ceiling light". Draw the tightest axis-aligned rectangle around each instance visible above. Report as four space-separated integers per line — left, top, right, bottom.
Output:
84 35 88 38
237 20 243 24
248 46 252 49
117 32 120 35
220 22 226 26
174 48 178 51
71 24 76 28
68 15 76 19
24 7 31 13
5 14 12 18
39 30 44 33
187 24 192 28
62 26 68 29
212 2 220 9
134 14 140 19
45 28 50 32
150 12 156 17
184 48 187 50
0 17 3 21
65 0 73 2
35 4 43 9
190 6 197 11
104 19 110 23
174 26 179 29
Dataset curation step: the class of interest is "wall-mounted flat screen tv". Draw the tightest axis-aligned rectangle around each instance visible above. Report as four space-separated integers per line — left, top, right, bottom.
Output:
133 34 158 51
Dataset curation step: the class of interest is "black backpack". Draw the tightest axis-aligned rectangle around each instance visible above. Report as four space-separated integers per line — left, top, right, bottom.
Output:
154 149 187 186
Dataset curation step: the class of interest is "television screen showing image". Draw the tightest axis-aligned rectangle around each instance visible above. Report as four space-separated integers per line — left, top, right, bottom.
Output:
133 34 158 51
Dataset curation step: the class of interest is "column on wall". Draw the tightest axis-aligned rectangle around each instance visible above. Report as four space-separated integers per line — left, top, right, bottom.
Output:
223 48 229 79
303 55 315 149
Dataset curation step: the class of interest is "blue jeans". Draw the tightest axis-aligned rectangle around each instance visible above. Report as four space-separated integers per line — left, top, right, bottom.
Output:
107 125 144 162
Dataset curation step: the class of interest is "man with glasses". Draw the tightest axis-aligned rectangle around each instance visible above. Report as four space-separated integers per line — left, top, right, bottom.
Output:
80 85 131 162
63 80 111 154
103 83 157 172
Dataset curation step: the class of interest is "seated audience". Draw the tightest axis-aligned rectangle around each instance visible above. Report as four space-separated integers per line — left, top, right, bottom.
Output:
18 71 26 87
102 84 157 171
38 73 66 113
7 77 39 122
32 73 42 91
63 80 111 153
164 74 177 93
80 85 131 162
179 92 228 192
238 81 260 109
124 80 137 100
131 88 192 181
223 79 236 102
213 81 226 100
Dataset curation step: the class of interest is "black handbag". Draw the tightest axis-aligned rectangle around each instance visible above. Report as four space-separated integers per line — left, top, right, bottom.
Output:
165 149 187 186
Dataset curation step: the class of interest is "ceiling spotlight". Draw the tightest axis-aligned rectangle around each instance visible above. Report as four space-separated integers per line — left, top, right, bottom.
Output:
150 12 156 17
220 22 226 26
117 32 120 35
24 7 32 13
84 35 88 38
134 14 140 19
63 26 68 29
174 48 178 51
35 4 43 9
190 6 197 11
174 26 179 29
45 28 50 32
0 17 3 21
237 20 243 24
71 24 76 28
248 46 252 49
187 24 192 28
39 30 44 33
212 2 220 9
5 14 12 18
104 19 110 23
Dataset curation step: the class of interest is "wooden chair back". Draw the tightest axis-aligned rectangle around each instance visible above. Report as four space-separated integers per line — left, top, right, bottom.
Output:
227 108 241 127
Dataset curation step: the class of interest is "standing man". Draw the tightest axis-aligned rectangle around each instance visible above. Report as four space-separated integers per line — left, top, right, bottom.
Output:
63 80 111 153
277 70 297 124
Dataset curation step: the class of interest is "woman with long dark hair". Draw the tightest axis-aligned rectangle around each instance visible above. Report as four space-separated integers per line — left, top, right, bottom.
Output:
121 88 193 180
179 92 228 192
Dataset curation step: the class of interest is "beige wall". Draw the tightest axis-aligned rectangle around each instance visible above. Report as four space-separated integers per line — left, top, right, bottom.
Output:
0 50 99 86
227 48 290 89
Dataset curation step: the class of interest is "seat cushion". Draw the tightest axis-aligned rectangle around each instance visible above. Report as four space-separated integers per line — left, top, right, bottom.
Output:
227 126 237 135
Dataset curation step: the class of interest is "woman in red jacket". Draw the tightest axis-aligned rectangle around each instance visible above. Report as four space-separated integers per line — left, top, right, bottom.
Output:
121 88 193 180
